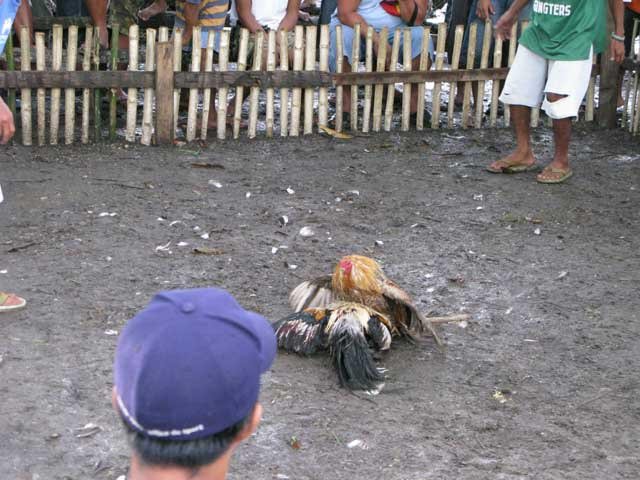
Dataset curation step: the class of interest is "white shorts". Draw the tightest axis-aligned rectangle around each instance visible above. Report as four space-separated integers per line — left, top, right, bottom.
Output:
500 45 593 120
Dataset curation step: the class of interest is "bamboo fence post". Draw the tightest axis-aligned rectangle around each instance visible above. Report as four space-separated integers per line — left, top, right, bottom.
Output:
362 26 373 133
217 28 230 140
623 20 639 127
81 26 93 144
248 30 263 139
384 30 400 131
6 33 15 116
93 27 102 141
125 25 139 142
350 23 360 131
279 29 290 136
489 36 503 127
158 26 168 42
290 25 304 137
416 25 431 130
233 29 249 139
65 26 78 144
372 27 388 132
585 54 596 122
475 20 491 129
50 24 63 145
186 27 200 142
504 22 518 126
631 46 640 132
430 23 446 129
335 25 344 132
401 28 412 131
20 27 32 146
447 25 463 129
109 24 120 141
634 78 640 133
35 33 46 146
201 32 216 141
461 22 477 129
155 41 174 144
265 30 276 137
318 24 330 130
173 29 183 136
141 28 157 145
304 25 317 135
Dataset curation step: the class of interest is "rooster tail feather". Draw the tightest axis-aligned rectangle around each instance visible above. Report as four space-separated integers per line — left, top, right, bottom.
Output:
273 309 330 355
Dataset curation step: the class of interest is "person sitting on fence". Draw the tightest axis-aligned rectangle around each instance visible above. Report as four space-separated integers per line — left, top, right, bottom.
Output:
486 0 625 184
113 288 276 480
328 0 434 127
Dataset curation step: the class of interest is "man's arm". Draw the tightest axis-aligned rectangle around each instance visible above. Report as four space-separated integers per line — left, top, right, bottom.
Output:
494 0 531 40
181 0 203 45
236 0 264 33
476 0 495 21
0 97 16 144
13 0 33 43
609 0 625 63
397 0 428 26
278 0 300 31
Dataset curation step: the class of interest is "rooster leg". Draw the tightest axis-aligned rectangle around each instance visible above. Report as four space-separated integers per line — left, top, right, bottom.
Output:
424 320 443 346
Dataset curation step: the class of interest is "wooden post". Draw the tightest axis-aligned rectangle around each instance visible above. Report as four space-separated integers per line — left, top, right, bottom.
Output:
93 27 102 141
126 25 139 142
447 25 464 129
186 27 200 142
81 27 93 144
35 33 46 146
155 41 174 144
200 32 216 140
217 28 231 140
597 9 618 128
109 24 120 140
20 27 32 146
290 25 304 137
173 29 183 136
65 26 78 144
50 24 63 144
279 29 290 137
6 33 15 117
318 24 330 130
461 23 477 129
248 30 263 139
585 54 597 122
233 28 249 139
475 20 492 129
362 26 374 133
417 25 432 130
266 30 276 137
384 30 400 131
401 28 412 131
622 20 639 128
335 25 344 133
490 35 503 127
350 23 360 131
504 22 518 127
372 27 388 132
304 25 317 135
430 23 446 129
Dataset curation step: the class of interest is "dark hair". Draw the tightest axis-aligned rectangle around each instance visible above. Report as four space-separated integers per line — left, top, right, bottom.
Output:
120 413 251 470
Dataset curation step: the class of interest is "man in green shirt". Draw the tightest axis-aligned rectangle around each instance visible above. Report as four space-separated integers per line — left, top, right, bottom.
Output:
486 0 625 183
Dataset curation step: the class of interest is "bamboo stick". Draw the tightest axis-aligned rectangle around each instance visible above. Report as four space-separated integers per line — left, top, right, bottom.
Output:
318 24 330 130
35 33 46 146
504 21 518 127
279 29 290 137
65 26 78 144
304 26 317 135
362 26 374 133
461 22 477 129
585 54 596 122
141 28 157 145
158 26 168 42
634 81 640 134
265 30 276 137
335 25 344 133
81 26 93 144
93 27 102 141
475 20 491 129
20 27 32 146
173 29 183 136
401 28 412 131
372 27 388 132
6 33 15 117
233 28 249 139
350 23 360 131
186 27 200 142
125 25 139 142
623 20 639 128
417 25 431 130
430 23 446 129
384 30 400 131
217 28 230 140
109 24 119 141
50 24 63 144
447 25 464 129
201 31 216 141
248 30 263 139
290 25 304 137
489 36 503 127
425 314 471 324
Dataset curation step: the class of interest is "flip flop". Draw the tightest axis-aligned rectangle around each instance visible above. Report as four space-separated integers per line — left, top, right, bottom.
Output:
537 166 573 184
486 159 537 174
0 292 26 312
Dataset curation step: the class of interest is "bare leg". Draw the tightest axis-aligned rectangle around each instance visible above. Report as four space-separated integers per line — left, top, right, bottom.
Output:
138 0 168 22
537 93 573 182
13 0 33 41
487 104 536 172
84 0 109 48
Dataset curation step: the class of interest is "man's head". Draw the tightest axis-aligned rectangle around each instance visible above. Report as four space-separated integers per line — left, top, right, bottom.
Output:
113 288 276 473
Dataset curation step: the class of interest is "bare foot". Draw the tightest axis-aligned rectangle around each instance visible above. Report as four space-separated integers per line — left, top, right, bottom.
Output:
487 148 536 173
138 0 167 22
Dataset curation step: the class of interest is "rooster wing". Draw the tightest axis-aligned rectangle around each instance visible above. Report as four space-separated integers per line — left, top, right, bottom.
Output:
273 308 331 354
289 275 336 312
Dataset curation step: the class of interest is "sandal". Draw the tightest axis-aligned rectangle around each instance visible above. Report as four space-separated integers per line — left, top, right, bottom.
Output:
0 292 26 312
536 166 573 184
486 159 537 174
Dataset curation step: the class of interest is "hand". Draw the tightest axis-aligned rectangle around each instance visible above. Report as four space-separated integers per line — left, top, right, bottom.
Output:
610 37 625 64
0 97 16 145
278 12 298 32
494 10 516 41
476 0 495 20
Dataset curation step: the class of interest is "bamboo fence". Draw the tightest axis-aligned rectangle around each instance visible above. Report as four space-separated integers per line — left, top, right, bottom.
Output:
0 22 611 146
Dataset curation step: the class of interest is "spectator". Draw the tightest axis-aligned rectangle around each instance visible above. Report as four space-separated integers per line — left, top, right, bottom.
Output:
624 0 640 58
329 0 434 126
113 288 276 480
487 0 625 184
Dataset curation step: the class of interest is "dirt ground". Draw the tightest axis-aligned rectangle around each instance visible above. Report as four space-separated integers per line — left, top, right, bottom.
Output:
1 126 638 480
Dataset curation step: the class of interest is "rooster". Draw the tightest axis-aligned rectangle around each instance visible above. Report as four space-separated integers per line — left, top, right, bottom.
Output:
273 255 441 392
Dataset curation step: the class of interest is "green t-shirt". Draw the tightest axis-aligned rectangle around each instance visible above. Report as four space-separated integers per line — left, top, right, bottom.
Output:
519 0 607 60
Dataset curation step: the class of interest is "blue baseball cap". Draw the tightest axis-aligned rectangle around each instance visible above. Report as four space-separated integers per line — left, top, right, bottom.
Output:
113 288 276 441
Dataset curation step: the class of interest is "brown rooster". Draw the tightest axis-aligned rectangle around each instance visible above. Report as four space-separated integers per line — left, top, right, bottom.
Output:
273 255 441 392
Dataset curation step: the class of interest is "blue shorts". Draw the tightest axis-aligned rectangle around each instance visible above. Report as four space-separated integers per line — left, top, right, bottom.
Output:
174 17 222 51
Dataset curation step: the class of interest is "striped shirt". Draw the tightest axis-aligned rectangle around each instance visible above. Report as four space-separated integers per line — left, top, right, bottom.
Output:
176 0 229 28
